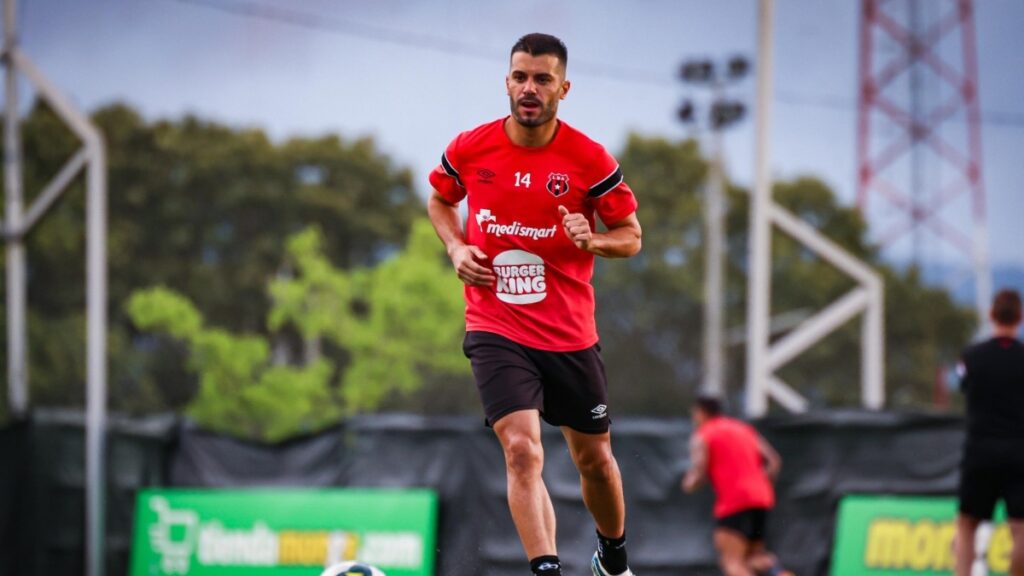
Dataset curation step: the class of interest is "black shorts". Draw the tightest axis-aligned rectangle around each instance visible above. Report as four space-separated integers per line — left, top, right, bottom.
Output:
462 331 611 434
958 438 1024 520
716 508 769 542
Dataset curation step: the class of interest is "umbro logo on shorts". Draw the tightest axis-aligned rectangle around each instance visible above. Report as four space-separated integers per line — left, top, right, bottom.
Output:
591 404 608 419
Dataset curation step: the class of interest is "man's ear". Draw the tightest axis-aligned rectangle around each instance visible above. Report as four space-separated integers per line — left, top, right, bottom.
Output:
560 80 571 100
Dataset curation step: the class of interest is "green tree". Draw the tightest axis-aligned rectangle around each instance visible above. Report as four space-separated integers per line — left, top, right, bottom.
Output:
1 101 421 417
127 286 337 441
126 219 471 439
268 219 474 415
595 135 708 414
343 219 474 414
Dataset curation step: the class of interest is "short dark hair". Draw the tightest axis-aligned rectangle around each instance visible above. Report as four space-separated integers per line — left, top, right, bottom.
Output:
992 289 1023 326
694 394 722 417
510 33 568 69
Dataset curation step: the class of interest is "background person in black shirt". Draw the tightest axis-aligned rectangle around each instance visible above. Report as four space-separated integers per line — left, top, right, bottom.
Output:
955 288 1024 576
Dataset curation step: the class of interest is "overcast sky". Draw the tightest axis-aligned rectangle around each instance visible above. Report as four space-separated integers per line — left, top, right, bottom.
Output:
13 0 1024 273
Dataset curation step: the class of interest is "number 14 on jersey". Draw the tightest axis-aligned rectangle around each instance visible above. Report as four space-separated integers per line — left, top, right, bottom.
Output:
514 171 532 188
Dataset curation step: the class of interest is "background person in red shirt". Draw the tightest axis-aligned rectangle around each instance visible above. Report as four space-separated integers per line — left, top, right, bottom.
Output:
682 396 791 576
427 33 642 576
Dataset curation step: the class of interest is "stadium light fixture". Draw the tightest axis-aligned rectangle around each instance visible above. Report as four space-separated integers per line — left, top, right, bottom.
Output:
677 55 750 400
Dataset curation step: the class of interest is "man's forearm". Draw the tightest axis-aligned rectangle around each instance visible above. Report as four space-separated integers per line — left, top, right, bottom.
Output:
587 228 641 258
427 193 466 256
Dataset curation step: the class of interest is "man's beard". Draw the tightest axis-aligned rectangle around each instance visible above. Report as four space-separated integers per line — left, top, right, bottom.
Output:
509 96 557 127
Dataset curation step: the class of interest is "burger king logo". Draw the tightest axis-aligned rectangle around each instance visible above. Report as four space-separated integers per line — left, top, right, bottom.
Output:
493 250 547 304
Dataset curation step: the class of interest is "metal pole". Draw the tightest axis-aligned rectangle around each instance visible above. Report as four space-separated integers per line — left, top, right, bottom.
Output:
2 3 108 569
863 278 885 409
908 0 925 267
85 133 107 576
960 0 992 334
973 220 991 334
3 0 28 417
855 0 876 212
745 0 775 417
703 121 726 396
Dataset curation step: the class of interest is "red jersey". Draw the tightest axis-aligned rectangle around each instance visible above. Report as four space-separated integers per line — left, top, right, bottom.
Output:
697 416 775 518
428 118 638 351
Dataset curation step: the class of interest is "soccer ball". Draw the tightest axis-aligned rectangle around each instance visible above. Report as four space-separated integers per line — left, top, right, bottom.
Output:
319 561 387 576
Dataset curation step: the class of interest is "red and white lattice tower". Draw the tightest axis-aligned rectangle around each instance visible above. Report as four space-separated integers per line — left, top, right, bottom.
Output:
856 0 991 326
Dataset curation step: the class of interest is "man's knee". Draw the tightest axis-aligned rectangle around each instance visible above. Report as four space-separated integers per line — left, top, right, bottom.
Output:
748 550 776 571
502 434 543 478
956 514 981 552
574 443 617 481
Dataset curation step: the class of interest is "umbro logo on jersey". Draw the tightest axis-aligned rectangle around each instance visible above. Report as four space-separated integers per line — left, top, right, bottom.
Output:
547 172 570 197
477 168 496 183
591 404 608 419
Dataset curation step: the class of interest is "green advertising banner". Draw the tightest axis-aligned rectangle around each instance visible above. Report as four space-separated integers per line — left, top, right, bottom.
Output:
832 494 1009 576
130 488 438 576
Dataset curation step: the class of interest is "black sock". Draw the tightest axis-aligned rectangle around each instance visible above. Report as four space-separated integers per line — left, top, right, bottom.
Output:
530 555 561 575
597 530 628 574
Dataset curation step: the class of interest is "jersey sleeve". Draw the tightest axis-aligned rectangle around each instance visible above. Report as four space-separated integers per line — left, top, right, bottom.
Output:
586 148 638 225
428 135 467 204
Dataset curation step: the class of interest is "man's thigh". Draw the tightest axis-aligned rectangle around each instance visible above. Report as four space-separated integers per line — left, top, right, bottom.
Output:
960 455 1005 521
716 508 769 543
463 331 544 426
529 342 610 433
714 528 754 576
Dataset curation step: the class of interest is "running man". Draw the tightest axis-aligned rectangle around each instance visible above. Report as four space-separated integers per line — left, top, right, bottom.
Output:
682 395 791 576
955 289 1024 576
426 33 642 576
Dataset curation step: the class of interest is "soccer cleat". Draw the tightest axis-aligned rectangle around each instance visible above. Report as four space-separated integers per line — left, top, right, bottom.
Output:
591 551 635 576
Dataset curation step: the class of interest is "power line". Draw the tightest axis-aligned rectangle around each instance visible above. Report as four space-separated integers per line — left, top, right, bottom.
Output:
161 0 1024 128
160 0 674 87
777 90 1024 127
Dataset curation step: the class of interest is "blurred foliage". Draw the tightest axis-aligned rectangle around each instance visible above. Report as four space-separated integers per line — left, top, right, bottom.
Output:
127 220 469 440
128 286 337 441
268 220 472 413
595 136 708 414
0 101 976 429
336 220 474 413
0 100 421 419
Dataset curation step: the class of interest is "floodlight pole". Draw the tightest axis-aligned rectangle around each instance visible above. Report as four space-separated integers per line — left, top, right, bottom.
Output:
2 0 108 574
679 61 747 399
746 0 775 417
703 99 726 397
